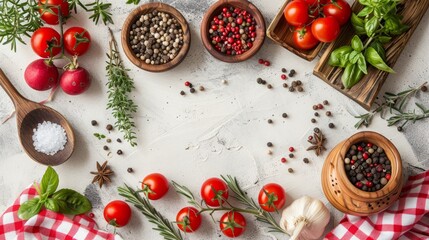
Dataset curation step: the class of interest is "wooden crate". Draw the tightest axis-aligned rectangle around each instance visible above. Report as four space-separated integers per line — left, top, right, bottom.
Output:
313 0 429 110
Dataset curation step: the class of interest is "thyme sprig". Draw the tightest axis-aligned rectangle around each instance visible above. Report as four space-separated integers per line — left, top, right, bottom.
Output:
106 28 138 147
172 176 288 235
118 184 183 240
354 82 428 129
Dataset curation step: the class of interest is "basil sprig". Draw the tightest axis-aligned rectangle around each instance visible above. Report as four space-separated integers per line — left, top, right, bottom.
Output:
18 166 92 220
329 0 409 89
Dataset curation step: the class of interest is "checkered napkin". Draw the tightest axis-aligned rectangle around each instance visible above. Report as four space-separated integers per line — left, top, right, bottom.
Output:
326 170 429 240
0 186 121 240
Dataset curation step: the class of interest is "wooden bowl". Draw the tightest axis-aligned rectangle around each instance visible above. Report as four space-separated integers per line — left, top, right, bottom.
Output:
266 0 324 61
321 131 403 216
121 2 191 72
201 0 266 63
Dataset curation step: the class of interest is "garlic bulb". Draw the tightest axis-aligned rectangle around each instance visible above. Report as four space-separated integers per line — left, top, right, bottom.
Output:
279 196 330 240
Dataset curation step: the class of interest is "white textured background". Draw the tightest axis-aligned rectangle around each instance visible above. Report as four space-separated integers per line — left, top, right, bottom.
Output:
0 0 428 239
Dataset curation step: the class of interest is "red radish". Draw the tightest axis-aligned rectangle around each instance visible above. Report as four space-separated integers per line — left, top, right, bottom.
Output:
24 59 59 91
60 57 91 95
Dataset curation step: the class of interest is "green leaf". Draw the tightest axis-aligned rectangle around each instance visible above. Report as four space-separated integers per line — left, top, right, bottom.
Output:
18 197 43 220
342 63 365 89
365 47 395 73
357 6 373 17
351 35 364 52
383 15 409 35
359 0 371 6
329 46 353 67
351 14 366 35
357 53 368 74
41 166 59 197
348 51 360 64
370 41 386 61
365 16 379 37
377 35 392 44
44 198 60 212
52 189 92 215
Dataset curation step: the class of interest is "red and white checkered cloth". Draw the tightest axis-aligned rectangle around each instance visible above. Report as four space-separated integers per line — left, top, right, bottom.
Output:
0 185 121 240
326 170 429 240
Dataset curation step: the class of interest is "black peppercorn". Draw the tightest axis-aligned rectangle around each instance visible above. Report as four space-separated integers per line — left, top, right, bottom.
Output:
106 138 112 143
329 123 335 128
127 168 133 173
303 158 309 164
180 90 186 96
267 142 273 147
288 168 294 173
106 124 113 131
190 88 196 93
421 85 427 92
281 68 287 73
103 145 109 151
313 105 318 110
311 118 316 123
397 126 403 132
257 78 262 84
289 87 295 92
282 113 288 118
267 84 273 89
117 150 123 155
326 111 332 116
314 112 319 117
289 153 294 158
314 127 320 133
296 80 302 86
91 120 98 126
267 119 273 124
323 100 329 105
283 83 288 88
297 86 304 92
117 138 122 143
199 86 205 91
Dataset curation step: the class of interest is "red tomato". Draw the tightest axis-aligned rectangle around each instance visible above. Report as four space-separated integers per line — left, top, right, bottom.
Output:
38 0 69 25
323 0 351 26
103 200 132 227
258 183 286 212
31 27 61 58
219 211 246 238
176 207 202 233
283 1 309 27
311 16 340 42
63 27 91 56
293 26 320 50
142 173 169 200
200 178 229 207
303 0 319 7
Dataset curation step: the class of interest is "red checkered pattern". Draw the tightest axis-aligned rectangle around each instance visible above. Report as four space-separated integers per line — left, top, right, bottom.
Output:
0 186 121 240
326 171 429 240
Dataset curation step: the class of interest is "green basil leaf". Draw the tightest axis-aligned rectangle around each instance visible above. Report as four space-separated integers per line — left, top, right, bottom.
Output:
351 14 366 35
357 6 373 17
45 198 60 212
383 15 409 36
365 47 395 73
348 50 360 64
365 16 379 37
18 197 42 220
377 35 392 44
342 63 364 89
357 53 367 74
41 166 59 197
359 0 371 6
329 46 353 67
52 189 92 215
370 41 386 61
351 35 364 52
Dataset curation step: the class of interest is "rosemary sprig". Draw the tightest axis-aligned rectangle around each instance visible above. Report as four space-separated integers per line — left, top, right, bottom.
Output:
106 28 138 147
118 184 183 240
387 103 429 127
85 0 113 25
126 0 141 4
354 82 427 129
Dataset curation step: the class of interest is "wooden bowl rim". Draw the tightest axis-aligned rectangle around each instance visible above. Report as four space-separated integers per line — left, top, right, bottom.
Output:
200 0 266 63
337 131 402 200
121 2 191 72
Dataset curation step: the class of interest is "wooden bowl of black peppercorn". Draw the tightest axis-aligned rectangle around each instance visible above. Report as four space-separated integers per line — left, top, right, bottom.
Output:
201 0 266 63
121 2 191 72
321 131 403 216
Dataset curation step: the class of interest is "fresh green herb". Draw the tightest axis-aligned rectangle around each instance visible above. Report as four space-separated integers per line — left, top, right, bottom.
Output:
354 82 428 129
18 166 92 220
67 0 113 25
106 28 138 147
329 0 409 88
126 0 141 4
118 184 183 240
93 133 106 140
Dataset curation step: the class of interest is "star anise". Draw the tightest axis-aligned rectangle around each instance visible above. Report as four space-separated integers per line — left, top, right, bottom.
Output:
90 161 114 188
306 131 327 156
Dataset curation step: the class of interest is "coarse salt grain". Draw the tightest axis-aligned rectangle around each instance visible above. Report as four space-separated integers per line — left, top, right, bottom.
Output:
32 121 67 155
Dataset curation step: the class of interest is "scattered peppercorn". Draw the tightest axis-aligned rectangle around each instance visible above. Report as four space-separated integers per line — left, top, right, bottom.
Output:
303 158 309 164
289 147 294 152
296 80 302 85
314 127 320 133
267 84 273 89
261 80 267 85
267 149 273 155
199 86 205 91
297 86 304 92
281 68 287 73
257 78 263 84
127 167 134 173
267 142 273 147
180 90 186 96
317 103 324 109
282 113 288 118
103 146 109 151
283 83 288 88
289 153 294 158
288 168 294 173
267 119 273 124
311 118 316 123
184 81 191 87
190 87 196 93
117 150 123 155
281 157 287 163
288 69 296 77
291 81 297 87
326 111 332 116
117 138 122 143
397 126 403 132
258 59 264 64
314 112 319 117
222 79 228 84
264 60 270 66
106 124 113 131
329 123 335 128
323 100 329 105
91 120 98 126
281 74 287 80
421 85 427 92
106 138 112 143
289 87 295 92
312 105 318 110
308 135 313 141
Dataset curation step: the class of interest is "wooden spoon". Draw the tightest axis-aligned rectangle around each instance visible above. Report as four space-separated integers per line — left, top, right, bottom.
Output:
0 69 75 166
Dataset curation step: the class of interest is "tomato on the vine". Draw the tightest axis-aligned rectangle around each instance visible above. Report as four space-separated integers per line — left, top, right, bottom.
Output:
283 1 309 27
31 27 61 58
219 211 246 238
200 178 229 207
258 183 286 212
64 27 91 56
293 26 320 50
38 0 69 25
176 207 202 233
141 173 169 200
103 200 132 227
323 0 351 26
311 16 340 42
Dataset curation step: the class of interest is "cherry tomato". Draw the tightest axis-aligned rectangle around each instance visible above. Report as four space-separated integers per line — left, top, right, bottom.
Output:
64 27 91 56
219 211 246 238
323 0 351 26
283 1 309 27
38 0 69 25
200 178 229 207
293 26 320 50
176 207 202 233
142 173 169 200
303 0 319 7
103 200 132 227
31 27 61 58
258 183 286 212
311 16 340 42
